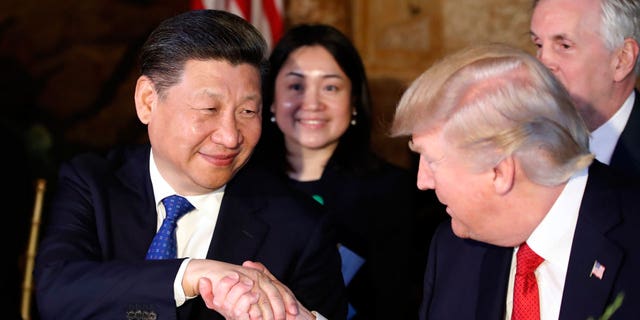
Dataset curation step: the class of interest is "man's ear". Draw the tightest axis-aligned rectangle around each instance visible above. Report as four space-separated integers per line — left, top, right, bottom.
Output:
613 38 639 82
493 155 515 195
134 75 157 124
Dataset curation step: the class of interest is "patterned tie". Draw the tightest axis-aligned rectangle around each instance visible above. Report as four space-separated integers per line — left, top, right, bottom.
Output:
512 242 544 320
145 195 194 260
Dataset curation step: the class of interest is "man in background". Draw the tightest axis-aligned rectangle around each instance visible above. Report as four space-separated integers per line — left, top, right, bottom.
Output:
530 0 640 174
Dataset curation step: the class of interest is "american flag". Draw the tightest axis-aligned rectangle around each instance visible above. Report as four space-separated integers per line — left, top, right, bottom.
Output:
590 260 606 280
190 0 284 51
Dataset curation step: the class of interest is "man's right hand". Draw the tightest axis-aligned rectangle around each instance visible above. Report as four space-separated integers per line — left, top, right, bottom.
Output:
185 259 300 320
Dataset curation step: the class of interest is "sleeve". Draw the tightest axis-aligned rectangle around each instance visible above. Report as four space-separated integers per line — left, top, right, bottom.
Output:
34 158 184 319
312 311 328 320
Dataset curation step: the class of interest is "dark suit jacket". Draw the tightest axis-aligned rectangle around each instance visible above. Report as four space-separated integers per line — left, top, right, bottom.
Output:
315 158 423 320
419 161 640 320
34 144 347 320
610 88 640 176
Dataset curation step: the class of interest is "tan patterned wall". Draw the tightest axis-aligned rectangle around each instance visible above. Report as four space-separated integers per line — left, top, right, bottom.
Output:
286 0 534 168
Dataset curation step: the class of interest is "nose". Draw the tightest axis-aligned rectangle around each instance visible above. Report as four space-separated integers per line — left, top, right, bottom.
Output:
210 115 242 148
416 156 435 190
536 46 559 73
302 87 323 111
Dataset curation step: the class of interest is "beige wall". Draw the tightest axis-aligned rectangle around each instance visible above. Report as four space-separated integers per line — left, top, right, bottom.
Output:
286 0 534 168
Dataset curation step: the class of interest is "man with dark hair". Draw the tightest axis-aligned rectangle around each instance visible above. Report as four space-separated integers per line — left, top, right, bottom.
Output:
34 9 346 320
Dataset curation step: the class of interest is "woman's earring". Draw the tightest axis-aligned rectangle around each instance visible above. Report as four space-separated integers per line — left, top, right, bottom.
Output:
350 110 357 126
270 115 276 123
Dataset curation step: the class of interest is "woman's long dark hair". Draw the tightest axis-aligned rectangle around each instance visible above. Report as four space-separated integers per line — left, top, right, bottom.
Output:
253 23 380 176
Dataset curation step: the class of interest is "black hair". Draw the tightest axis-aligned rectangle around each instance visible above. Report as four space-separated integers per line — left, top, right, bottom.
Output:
139 9 269 98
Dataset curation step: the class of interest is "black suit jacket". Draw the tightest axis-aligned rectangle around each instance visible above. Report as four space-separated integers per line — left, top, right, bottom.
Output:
609 88 640 176
419 161 640 320
34 144 347 320
298 156 438 320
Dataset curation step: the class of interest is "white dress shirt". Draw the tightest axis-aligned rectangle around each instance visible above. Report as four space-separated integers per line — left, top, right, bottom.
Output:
149 150 224 306
504 168 588 320
590 91 635 165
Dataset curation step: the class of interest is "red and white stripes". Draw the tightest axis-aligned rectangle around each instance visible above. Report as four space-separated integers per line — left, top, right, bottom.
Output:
190 0 284 51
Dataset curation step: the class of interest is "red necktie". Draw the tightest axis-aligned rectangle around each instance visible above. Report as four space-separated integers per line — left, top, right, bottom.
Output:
512 242 544 320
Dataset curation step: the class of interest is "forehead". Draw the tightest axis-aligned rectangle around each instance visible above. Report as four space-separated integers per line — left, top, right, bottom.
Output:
180 59 261 90
281 46 345 75
531 0 601 36
409 128 445 154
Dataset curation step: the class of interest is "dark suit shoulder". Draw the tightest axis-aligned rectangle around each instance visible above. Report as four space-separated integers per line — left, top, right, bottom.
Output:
228 161 326 220
65 145 149 173
587 160 640 208
55 144 153 212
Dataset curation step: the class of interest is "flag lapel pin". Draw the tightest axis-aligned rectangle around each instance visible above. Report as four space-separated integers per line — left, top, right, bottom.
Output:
590 260 606 280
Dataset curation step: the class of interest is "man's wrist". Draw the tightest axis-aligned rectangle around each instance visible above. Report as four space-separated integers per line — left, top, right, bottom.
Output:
311 311 327 320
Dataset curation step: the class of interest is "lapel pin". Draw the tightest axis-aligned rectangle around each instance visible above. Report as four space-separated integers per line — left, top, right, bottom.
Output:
590 260 606 280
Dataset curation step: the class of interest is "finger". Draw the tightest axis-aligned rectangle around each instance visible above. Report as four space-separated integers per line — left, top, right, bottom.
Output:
248 299 263 320
198 277 216 309
220 275 252 310
244 261 298 316
256 291 275 320
208 273 239 310
224 277 257 313
243 260 265 272
231 291 260 320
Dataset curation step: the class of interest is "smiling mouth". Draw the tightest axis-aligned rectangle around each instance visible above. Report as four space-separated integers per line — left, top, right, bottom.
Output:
202 152 238 166
297 119 327 125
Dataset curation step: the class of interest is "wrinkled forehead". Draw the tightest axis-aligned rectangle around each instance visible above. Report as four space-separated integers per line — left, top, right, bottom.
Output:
532 0 602 34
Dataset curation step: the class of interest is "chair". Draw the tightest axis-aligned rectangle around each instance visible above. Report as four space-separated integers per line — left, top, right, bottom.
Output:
21 178 46 320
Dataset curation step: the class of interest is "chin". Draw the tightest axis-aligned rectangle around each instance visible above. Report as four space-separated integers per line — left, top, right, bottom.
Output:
450 221 470 239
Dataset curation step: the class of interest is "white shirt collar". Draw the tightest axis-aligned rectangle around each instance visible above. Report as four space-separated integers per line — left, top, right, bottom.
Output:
148 149 225 215
590 91 635 164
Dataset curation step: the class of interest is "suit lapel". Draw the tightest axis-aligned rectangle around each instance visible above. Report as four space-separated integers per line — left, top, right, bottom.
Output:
206 179 269 264
111 145 159 259
560 162 624 319
477 244 513 320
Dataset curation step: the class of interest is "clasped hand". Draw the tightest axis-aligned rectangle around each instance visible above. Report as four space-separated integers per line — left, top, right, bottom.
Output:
185 260 316 320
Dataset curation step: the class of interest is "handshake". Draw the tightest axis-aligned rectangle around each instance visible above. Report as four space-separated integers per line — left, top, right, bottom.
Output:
185 259 320 320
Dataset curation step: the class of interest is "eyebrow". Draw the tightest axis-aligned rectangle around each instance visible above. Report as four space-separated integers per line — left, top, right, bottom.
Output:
529 30 571 42
284 71 345 81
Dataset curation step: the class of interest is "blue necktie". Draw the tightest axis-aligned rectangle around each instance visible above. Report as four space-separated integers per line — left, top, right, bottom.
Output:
146 195 194 260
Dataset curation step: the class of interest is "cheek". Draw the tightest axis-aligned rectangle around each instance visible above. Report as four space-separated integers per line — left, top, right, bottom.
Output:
242 120 262 146
273 85 299 112
275 100 297 115
442 173 483 208
330 99 353 130
339 106 353 125
273 99 297 124
150 111 190 140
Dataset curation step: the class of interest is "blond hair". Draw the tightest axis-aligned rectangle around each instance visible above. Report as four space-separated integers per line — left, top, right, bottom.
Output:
391 43 594 186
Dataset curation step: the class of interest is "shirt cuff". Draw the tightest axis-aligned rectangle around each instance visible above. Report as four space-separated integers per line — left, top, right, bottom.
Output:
311 311 328 320
174 258 193 306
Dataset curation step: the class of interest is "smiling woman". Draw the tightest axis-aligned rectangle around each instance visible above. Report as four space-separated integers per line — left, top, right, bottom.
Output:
251 23 435 319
